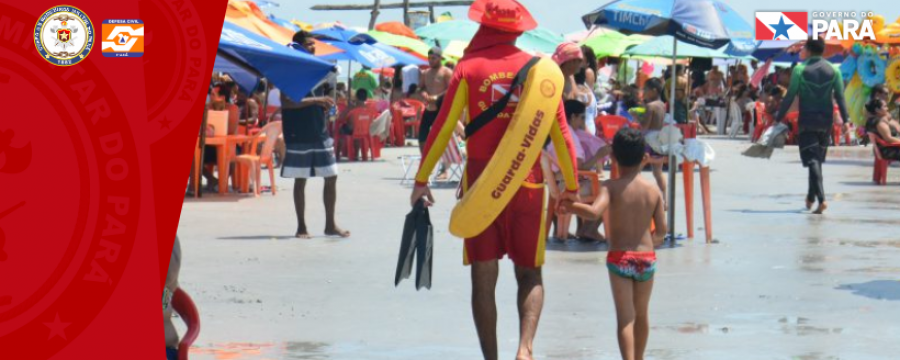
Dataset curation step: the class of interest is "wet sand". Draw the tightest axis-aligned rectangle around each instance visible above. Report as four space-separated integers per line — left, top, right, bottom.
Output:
177 136 900 359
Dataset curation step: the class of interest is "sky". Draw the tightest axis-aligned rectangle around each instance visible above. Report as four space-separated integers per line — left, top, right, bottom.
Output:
277 0 899 35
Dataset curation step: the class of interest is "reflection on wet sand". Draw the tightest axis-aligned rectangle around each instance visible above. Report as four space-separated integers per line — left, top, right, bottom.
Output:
191 342 329 360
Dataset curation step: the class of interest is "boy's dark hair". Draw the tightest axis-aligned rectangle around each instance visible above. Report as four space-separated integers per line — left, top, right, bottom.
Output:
355 88 368 102
407 83 418 96
564 99 586 122
612 127 646 167
574 67 587 86
804 37 825 56
292 30 311 44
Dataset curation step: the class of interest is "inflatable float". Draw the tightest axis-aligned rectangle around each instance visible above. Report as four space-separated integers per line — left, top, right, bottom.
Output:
858 51 886 88
448 58 564 239
886 58 900 94
844 73 869 127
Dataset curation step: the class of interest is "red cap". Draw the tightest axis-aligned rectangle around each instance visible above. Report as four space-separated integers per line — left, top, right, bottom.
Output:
468 0 537 33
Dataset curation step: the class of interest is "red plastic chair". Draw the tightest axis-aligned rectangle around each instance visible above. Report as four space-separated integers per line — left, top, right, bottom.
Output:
784 111 800 145
402 99 426 140
596 115 631 179
869 133 900 185
751 102 772 142
171 288 200 360
343 108 379 161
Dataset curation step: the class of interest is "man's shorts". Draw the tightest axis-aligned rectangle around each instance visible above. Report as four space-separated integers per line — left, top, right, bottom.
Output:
281 139 338 179
418 109 439 144
462 162 547 268
166 347 178 360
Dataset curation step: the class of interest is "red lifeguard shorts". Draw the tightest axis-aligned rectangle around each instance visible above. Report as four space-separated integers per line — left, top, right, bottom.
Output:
462 161 547 268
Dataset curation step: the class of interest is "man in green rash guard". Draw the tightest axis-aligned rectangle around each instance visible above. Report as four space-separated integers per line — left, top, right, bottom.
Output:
775 37 849 215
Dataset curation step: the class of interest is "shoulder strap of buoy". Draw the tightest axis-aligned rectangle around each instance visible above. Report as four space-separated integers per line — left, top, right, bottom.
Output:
464 56 542 139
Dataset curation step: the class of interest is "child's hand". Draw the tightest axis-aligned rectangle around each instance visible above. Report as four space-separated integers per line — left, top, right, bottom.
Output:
557 199 576 215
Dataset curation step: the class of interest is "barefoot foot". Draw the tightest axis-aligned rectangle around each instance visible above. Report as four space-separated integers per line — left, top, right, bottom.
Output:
805 198 814 210
813 202 828 214
296 227 312 239
325 227 351 238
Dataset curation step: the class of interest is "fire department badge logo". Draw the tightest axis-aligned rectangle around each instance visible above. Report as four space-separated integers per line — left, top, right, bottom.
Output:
34 5 94 66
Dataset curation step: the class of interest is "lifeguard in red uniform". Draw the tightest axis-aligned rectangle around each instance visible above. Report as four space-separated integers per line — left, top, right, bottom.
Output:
409 0 580 358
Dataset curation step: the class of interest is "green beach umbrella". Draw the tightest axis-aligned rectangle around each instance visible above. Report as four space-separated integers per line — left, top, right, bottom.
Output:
416 20 564 54
582 31 649 58
368 30 431 58
624 35 750 59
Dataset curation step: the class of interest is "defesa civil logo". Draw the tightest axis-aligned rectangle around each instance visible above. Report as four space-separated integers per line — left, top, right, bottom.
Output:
101 19 144 57
756 11 877 41
34 5 94 66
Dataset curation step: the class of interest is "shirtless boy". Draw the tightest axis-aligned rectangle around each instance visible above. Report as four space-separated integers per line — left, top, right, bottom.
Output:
561 127 666 360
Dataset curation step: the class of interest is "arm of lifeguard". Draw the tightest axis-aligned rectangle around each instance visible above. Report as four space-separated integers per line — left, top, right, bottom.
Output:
414 75 468 186
832 70 850 124
775 67 801 122
549 101 579 192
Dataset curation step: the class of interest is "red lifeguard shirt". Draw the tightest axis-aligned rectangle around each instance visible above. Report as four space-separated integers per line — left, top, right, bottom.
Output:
415 26 579 192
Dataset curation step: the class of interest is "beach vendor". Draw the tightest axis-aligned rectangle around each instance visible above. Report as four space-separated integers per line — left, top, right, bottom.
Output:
409 0 580 359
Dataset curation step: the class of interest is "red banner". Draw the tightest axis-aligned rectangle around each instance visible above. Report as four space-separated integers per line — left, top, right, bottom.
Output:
0 1 225 358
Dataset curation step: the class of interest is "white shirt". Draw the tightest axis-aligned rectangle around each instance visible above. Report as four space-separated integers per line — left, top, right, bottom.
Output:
267 88 282 107
401 64 421 92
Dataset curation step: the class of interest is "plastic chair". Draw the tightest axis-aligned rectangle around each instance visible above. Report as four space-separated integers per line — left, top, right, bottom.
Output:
751 102 771 142
171 288 200 360
234 122 282 196
554 170 601 240
190 137 201 198
435 135 466 183
596 115 631 179
390 100 417 146
869 133 899 185
402 99 426 140
343 107 379 161
784 111 799 145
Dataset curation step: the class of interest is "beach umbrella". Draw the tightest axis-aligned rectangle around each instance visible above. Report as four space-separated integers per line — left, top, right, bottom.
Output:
375 21 420 40
213 53 261 94
751 40 845 63
268 14 299 31
313 27 426 68
583 0 756 242
290 20 313 32
625 35 746 59
225 0 341 56
415 20 564 54
368 30 430 59
583 31 649 58
219 21 334 101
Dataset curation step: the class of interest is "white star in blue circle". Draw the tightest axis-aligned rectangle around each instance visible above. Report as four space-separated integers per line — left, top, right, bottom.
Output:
769 16 794 40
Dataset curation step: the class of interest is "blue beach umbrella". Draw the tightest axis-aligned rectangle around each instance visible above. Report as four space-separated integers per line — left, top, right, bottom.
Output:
213 53 261 94
583 0 757 242
582 0 756 56
218 21 334 101
313 27 425 68
752 40 845 64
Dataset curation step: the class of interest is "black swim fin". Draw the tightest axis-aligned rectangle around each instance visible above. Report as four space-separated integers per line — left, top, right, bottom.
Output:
415 203 433 290
394 200 420 286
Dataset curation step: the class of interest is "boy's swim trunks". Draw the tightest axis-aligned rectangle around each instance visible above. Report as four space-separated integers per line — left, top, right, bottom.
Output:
607 251 657 282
